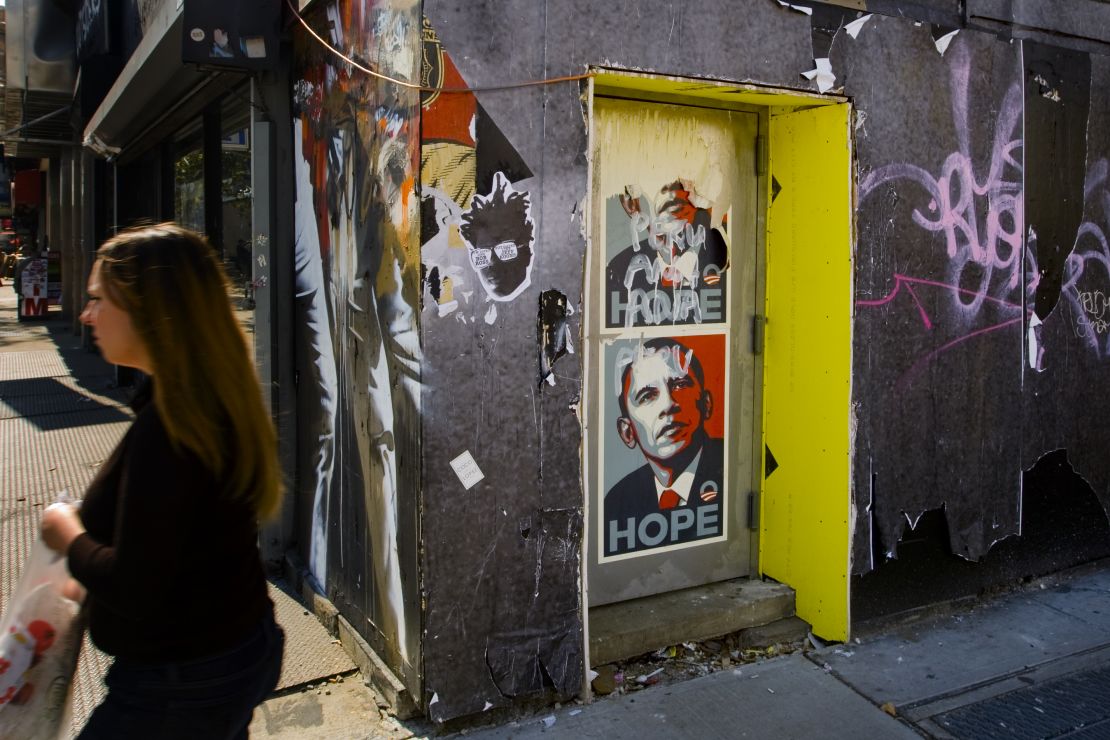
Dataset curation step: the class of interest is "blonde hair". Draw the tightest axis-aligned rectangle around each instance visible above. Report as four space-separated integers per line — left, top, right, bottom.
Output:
96 223 282 519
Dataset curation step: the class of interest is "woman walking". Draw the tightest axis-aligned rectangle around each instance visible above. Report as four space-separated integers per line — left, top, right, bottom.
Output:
41 223 284 739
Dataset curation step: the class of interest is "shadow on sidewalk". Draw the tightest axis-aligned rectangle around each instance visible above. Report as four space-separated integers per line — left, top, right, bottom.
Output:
0 376 132 430
24 314 134 395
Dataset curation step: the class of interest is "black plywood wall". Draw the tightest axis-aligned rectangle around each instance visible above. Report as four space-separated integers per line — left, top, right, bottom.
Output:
415 0 1110 720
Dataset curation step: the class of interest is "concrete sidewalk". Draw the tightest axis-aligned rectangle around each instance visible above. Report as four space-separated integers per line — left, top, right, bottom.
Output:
0 292 421 739
461 564 1110 739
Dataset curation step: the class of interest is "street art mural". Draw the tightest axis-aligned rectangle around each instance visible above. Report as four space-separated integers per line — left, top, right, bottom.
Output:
292 0 422 688
600 335 727 558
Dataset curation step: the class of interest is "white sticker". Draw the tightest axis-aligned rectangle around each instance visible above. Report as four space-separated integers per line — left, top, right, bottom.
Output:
190 28 205 42
244 37 267 59
450 451 485 490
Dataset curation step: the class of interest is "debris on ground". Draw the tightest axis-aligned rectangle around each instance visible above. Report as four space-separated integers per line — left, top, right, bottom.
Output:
591 664 618 695
591 632 807 697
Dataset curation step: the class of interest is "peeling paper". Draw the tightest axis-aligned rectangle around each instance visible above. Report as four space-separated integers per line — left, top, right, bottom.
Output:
934 30 958 56
429 692 439 705
802 58 836 93
587 669 599 682
483 701 493 711
1033 74 1061 102
539 290 573 387
541 715 556 728
1027 313 1042 369
854 110 868 134
437 299 458 317
844 14 872 39
777 0 813 14
484 304 497 324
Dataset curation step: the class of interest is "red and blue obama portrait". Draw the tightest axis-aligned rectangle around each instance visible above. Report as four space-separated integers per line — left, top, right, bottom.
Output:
602 334 727 558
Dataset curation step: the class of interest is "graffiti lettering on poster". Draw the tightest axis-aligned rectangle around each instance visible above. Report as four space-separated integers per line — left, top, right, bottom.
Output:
606 180 729 328
600 334 728 559
459 172 535 302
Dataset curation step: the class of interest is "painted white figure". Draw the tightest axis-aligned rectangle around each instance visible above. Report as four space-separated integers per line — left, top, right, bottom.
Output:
293 119 338 589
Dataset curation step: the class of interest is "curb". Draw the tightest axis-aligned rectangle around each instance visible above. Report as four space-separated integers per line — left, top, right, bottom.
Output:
282 551 419 719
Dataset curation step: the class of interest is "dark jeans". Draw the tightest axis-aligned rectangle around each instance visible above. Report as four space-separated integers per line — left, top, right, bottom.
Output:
77 614 284 740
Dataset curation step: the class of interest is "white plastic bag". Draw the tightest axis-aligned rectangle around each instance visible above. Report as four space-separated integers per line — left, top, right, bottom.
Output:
0 536 83 740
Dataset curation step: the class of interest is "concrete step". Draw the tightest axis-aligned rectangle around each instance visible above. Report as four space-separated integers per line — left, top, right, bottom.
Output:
589 578 796 665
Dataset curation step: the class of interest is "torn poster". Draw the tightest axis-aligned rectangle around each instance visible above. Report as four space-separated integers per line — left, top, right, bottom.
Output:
539 290 574 387
845 14 872 39
934 30 958 56
803 58 836 93
777 0 813 15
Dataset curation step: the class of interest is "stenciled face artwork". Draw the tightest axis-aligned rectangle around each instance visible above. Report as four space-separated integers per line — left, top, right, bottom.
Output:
459 172 536 302
617 346 712 464
602 336 727 558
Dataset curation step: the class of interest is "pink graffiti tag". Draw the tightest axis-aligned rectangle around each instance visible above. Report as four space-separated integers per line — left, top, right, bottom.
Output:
855 41 1033 385
857 273 1026 388
1060 158 1110 358
859 42 1025 318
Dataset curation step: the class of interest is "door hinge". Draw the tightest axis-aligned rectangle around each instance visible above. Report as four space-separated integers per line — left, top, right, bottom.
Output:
756 135 768 177
747 491 759 530
752 314 765 355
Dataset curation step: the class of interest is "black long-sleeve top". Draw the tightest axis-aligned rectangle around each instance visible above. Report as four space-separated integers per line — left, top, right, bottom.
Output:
67 383 272 664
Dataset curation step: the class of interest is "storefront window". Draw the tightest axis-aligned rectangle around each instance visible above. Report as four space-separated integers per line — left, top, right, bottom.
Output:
222 89 252 274
174 146 204 233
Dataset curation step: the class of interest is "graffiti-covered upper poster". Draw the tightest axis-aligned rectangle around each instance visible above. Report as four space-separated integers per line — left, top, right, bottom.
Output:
597 98 757 330
599 333 729 560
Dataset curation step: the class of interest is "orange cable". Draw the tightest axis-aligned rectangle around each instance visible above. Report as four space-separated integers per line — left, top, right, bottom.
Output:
285 0 592 93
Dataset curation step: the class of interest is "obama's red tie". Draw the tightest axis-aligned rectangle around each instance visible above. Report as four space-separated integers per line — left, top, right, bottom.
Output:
659 489 681 510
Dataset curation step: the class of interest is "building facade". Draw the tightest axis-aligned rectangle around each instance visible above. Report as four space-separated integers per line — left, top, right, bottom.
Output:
25 0 1110 725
